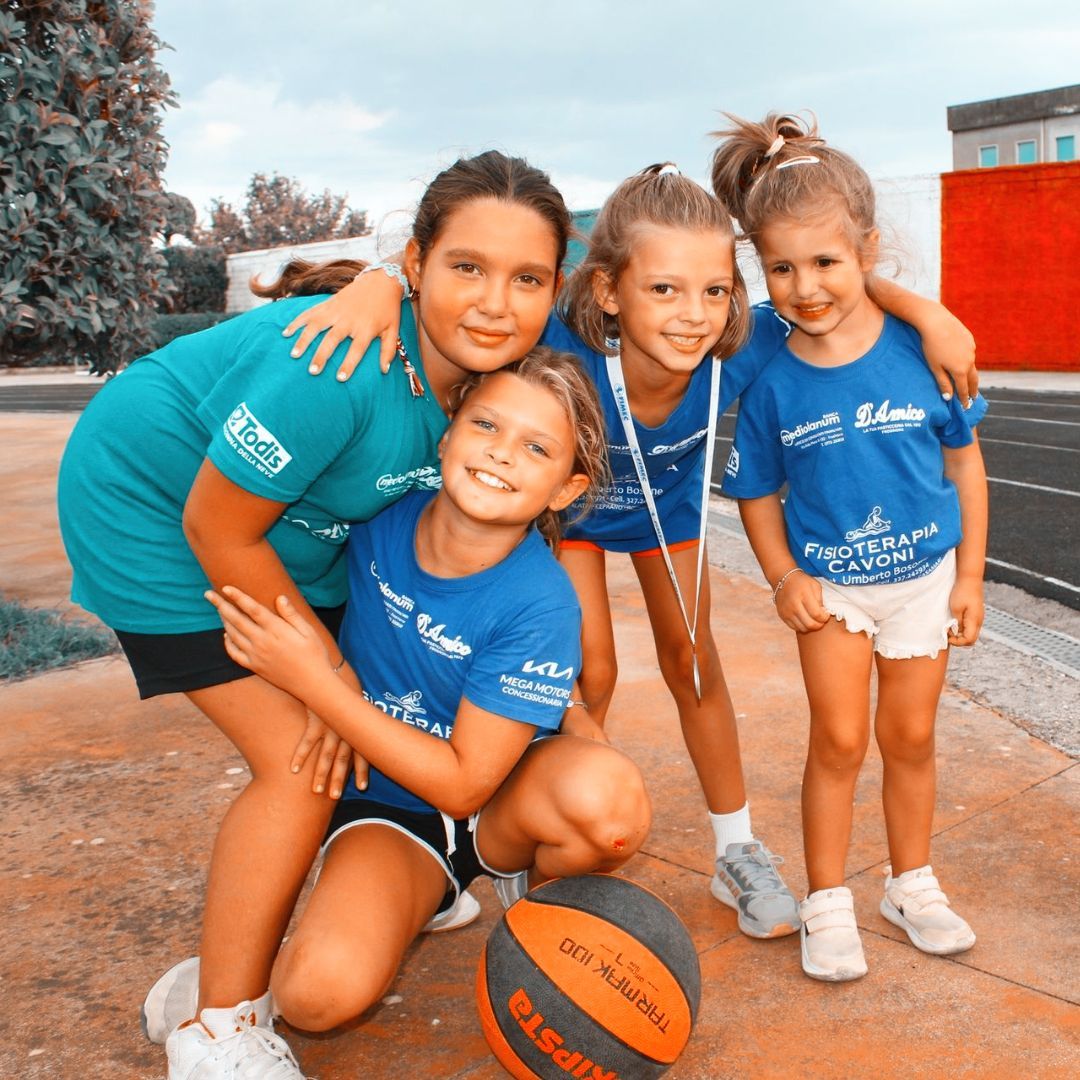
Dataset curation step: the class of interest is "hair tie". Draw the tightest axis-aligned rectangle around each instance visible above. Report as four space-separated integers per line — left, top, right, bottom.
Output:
775 155 821 170
658 163 681 176
764 134 785 159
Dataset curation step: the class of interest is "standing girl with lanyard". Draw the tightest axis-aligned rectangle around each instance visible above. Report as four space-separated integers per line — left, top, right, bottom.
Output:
203 350 651 1045
285 160 980 945
715 113 987 981
57 149 575 1079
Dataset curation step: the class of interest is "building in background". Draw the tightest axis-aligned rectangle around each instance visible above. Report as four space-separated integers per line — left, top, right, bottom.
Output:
947 84 1080 170
224 117 1080 369
941 85 1080 370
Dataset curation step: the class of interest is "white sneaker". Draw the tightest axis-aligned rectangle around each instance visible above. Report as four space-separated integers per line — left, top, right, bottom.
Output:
422 889 481 933
166 995 305 1079
880 865 976 955
142 957 201 1044
799 887 868 982
492 871 529 909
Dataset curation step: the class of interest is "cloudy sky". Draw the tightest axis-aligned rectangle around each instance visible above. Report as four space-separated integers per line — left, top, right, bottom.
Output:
153 0 1078 243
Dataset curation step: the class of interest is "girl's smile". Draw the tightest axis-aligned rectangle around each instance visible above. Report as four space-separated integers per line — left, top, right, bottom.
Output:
595 224 735 380
406 197 561 406
438 371 588 530
757 212 883 362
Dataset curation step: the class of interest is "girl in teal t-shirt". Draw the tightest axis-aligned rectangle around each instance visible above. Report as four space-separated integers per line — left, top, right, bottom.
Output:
57 150 574 1080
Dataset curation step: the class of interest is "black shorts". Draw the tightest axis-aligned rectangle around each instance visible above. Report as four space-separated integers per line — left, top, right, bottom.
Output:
323 796 502 915
114 603 347 699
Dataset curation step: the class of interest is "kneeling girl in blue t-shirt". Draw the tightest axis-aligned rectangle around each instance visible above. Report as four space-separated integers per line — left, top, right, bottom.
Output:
207 349 652 1036
716 113 988 983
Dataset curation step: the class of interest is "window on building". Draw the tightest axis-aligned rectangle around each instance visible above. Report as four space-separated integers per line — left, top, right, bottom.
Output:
978 144 999 168
1057 135 1076 162
1016 140 1037 164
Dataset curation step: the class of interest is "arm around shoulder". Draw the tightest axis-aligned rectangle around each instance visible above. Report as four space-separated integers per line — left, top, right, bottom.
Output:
868 277 978 403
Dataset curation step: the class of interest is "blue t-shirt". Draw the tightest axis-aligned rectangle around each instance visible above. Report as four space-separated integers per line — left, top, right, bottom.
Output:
541 306 788 551
339 491 581 813
58 298 447 632
722 315 987 586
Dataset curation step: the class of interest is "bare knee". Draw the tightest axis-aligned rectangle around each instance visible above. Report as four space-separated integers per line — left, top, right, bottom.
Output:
655 634 725 702
272 939 392 1032
877 716 936 766
809 723 869 773
558 746 651 865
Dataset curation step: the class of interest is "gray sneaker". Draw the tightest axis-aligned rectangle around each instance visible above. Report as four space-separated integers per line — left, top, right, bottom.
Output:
711 841 800 938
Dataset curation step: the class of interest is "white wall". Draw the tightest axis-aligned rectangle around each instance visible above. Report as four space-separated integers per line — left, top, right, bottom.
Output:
875 173 941 300
226 234 380 312
226 173 944 312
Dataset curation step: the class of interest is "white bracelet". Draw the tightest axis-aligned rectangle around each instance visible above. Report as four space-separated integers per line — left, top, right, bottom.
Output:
358 261 412 299
771 567 805 605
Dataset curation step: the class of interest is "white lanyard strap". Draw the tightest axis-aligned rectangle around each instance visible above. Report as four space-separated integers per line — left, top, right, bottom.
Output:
604 354 721 700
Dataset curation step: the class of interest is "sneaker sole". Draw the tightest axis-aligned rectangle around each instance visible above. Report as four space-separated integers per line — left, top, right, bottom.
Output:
799 927 867 982
710 874 800 939
879 898 976 955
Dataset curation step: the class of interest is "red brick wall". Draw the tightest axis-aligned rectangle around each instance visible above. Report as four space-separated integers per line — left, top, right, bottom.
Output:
941 162 1080 370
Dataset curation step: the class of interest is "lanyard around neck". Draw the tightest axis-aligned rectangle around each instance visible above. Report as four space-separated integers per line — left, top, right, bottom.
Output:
604 353 722 701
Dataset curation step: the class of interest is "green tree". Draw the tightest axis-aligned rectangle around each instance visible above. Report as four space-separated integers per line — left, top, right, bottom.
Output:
159 245 227 314
161 191 197 244
0 0 175 372
200 173 372 253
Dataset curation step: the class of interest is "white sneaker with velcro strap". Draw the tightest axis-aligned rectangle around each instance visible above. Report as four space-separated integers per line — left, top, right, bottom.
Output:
880 865 976 955
799 886 868 982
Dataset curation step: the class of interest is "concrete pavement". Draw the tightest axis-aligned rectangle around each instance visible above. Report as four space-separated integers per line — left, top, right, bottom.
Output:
1 409 1077 1079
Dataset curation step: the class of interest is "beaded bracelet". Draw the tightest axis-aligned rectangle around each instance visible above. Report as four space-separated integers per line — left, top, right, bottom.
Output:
771 567 805 605
358 261 412 298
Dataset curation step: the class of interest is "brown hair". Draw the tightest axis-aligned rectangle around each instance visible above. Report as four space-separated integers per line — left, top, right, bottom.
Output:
710 112 879 261
411 150 573 270
558 163 750 360
450 347 610 548
250 258 366 300
253 151 573 301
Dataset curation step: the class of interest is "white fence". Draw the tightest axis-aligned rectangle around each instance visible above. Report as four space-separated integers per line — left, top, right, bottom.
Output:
226 234 380 313
225 174 943 313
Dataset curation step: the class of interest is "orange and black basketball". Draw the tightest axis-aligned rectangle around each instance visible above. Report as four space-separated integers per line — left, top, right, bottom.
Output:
476 874 700 1079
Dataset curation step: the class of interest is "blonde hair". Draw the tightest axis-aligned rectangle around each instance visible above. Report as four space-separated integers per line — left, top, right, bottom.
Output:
710 112 879 263
558 163 750 360
451 348 610 548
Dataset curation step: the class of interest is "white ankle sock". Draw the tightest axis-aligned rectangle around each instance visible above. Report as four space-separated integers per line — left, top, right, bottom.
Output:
710 802 753 857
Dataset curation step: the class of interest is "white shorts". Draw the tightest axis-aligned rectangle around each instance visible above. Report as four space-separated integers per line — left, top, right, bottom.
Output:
817 550 958 660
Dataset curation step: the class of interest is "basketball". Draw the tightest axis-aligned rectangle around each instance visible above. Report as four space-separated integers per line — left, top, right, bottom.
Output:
476 874 701 1079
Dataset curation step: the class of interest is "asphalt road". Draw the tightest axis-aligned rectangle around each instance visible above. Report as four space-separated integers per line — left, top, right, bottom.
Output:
713 387 1080 612
3 378 1078 611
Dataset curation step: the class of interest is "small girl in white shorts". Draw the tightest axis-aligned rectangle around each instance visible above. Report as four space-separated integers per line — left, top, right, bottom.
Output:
715 112 989 982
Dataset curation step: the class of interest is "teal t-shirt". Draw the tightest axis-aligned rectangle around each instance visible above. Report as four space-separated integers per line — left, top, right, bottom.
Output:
57 297 448 633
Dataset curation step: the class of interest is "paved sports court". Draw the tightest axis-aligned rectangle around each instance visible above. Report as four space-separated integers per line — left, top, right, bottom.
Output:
1 403 1076 1079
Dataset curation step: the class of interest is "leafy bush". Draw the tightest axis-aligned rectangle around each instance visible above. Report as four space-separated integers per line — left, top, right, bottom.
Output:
152 312 237 350
0 596 118 681
160 245 228 314
0 1 176 373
